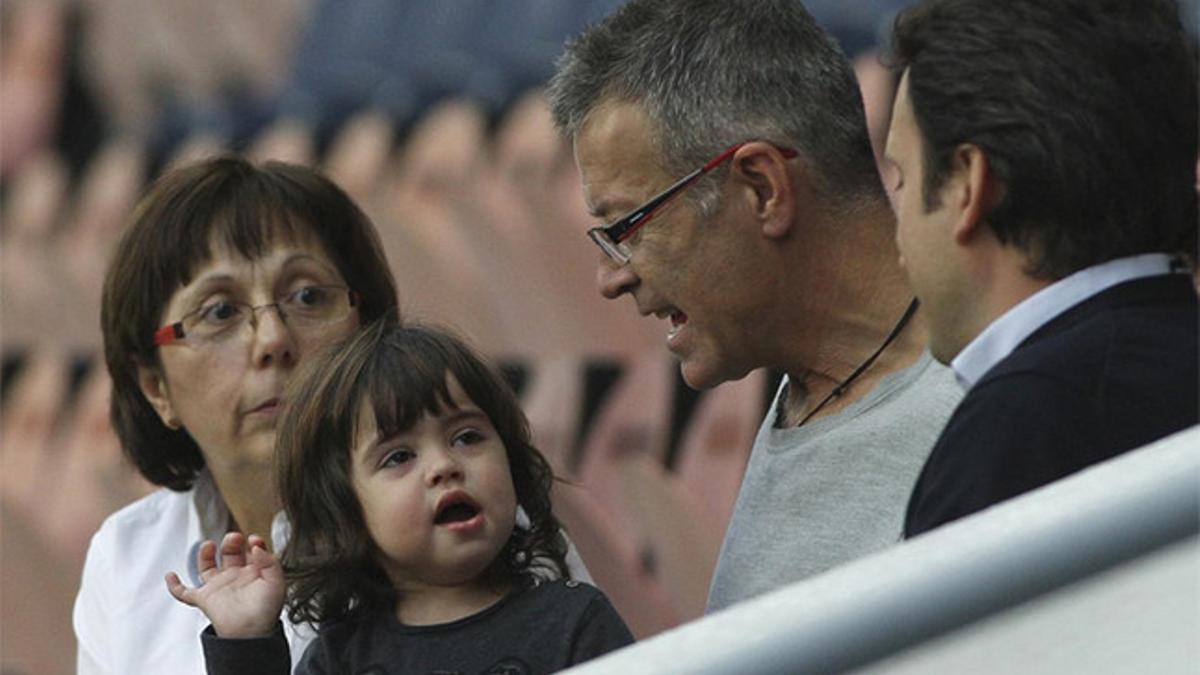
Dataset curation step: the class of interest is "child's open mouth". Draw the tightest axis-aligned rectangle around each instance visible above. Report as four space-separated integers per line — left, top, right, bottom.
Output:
434 492 483 529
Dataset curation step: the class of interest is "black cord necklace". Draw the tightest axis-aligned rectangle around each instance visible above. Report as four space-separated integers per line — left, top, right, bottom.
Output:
795 297 920 426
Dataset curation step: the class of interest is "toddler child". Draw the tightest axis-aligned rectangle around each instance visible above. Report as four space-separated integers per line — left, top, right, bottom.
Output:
166 316 633 674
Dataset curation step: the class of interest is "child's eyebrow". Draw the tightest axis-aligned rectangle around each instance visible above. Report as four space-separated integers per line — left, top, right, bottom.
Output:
443 407 489 426
354 406 492 464
354 426 391 465
354 438 382 467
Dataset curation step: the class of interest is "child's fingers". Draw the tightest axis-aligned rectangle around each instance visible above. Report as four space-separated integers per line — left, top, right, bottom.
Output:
247 540 285 582
197 540 218 579
164 572 196 607
246 533 268 552
219 531 247 569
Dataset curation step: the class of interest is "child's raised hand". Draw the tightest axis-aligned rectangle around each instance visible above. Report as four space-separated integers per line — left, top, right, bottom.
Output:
165 531 286 639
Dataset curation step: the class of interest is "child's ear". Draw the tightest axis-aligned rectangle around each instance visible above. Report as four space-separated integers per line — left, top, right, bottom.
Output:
136 362 182 429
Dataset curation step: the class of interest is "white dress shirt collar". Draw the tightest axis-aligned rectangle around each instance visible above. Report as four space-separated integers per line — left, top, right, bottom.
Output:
951 253 1180 390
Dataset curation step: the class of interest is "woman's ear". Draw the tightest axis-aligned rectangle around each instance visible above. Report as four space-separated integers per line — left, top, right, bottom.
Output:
136 362 181 429
731 142 796 240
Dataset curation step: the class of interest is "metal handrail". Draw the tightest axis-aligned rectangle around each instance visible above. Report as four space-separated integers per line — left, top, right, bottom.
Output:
566 425 1200 674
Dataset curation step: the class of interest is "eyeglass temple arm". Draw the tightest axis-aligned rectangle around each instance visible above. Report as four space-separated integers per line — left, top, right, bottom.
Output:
609 141 768 241
609 167 704 241
153 323 184 347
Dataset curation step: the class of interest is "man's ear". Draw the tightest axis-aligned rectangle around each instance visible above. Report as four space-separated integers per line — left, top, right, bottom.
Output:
731 142 796 239
948 143 1002 246
136 361 181 429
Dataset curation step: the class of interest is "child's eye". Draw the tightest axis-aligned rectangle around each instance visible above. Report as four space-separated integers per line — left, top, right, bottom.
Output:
380 448 415 468
451 429 486 447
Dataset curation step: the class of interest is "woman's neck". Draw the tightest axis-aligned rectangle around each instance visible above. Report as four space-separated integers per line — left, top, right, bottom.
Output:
394 579 513 626
210 462 280 550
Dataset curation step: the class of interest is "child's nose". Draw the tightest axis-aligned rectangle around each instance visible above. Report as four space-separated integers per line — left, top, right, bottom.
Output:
425 448 464 486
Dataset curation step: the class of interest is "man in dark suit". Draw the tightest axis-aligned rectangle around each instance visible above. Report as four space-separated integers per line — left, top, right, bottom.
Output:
882 0 1199 537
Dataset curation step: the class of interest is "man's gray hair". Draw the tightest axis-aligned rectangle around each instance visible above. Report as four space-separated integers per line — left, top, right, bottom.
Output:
548 0 884 214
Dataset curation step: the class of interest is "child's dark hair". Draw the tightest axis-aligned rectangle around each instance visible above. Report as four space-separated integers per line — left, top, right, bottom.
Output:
276 314 570 625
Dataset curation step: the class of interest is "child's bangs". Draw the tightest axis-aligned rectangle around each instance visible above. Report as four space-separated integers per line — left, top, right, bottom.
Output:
363 339 460 441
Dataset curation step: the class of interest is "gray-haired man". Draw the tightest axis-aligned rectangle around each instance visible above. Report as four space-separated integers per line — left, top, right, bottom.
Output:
548 0 960 612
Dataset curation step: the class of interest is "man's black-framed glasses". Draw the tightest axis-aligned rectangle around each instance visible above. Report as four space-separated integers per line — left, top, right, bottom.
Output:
587 142 798 265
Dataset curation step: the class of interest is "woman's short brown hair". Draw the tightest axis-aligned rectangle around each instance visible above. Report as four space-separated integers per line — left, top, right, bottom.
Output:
101 155 398 490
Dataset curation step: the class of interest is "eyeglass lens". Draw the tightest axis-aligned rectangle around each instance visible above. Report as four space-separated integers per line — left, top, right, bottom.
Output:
163 286 354 346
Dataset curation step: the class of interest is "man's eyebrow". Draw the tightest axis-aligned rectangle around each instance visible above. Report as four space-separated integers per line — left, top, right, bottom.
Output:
585 198 608 220
590 199 636 224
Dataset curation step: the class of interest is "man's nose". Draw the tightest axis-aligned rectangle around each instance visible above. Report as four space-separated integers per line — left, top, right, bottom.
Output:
596 256 638 300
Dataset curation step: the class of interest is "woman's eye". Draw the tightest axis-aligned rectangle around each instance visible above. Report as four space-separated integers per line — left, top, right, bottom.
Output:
197 301 242 325
381 448 415 468
291 286 331 307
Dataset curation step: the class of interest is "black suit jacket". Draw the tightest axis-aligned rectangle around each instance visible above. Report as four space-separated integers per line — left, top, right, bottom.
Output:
905 274 1199 537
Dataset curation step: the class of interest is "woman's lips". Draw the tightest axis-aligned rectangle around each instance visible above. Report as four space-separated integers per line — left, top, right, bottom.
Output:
246 398 282 415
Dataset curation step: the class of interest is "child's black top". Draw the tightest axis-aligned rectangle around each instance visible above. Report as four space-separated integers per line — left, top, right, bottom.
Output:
200 579 634 675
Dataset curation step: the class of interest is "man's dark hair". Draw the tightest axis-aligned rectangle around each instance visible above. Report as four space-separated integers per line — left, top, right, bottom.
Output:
890 0 1198 279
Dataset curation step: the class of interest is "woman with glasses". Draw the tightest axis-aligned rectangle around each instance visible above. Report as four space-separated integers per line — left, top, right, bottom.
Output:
73 156 399 675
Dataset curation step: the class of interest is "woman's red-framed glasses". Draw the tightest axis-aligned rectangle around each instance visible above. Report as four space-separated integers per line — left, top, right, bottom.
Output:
153 286 359 347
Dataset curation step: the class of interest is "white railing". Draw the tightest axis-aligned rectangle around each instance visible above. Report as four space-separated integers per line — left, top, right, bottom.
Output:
566 425 1200 674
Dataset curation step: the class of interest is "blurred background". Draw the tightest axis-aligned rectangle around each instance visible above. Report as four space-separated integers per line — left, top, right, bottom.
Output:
0 1 954 672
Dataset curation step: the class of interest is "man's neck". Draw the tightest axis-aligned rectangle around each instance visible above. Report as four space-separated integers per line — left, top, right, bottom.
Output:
933 241 1053 364
948 253 1177 388
778 303 926 428
775 202 926 426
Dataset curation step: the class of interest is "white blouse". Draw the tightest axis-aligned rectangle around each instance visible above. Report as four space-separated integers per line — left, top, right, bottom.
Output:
73 471 313 675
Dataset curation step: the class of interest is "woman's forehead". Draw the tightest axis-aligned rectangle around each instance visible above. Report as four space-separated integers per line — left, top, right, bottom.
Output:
159 232 340 317
182 224 331 280
173 203 311 269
